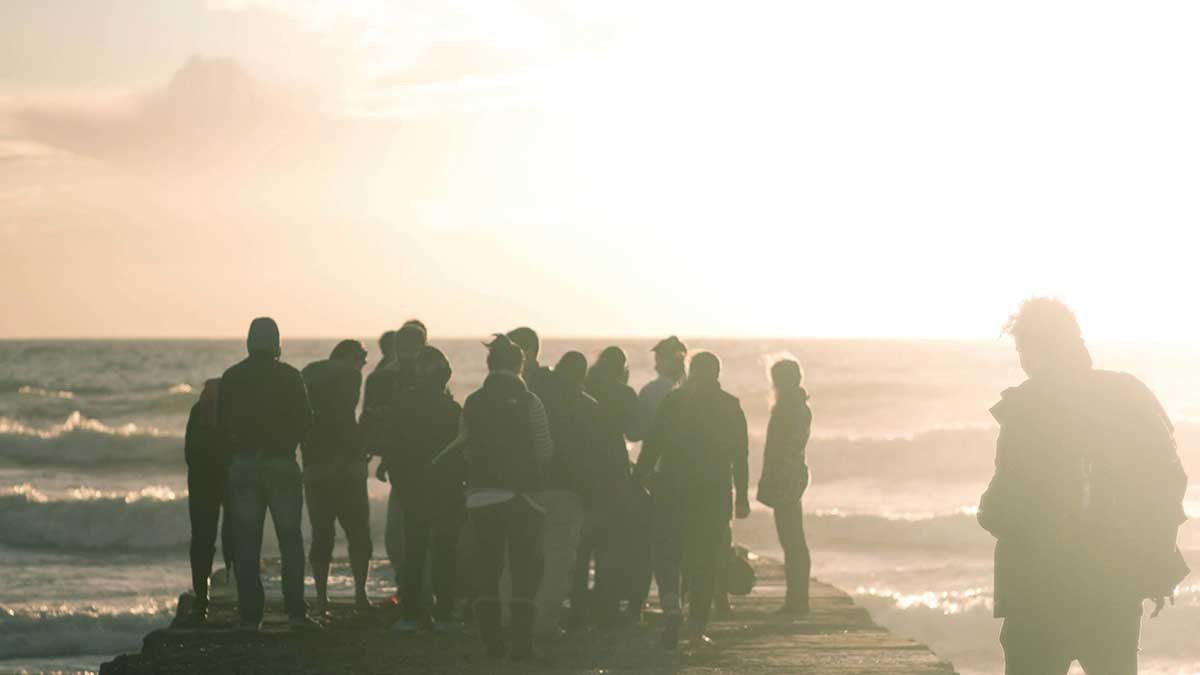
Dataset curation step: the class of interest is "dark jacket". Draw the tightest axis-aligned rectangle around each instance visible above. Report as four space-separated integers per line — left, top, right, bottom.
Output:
218 354 312 460
388 386 464 513
300 358 363 467
757 388 812 508
524 362 554 401
635 380 749 517
978 369 1189 618
185 379 230 473
463 373 542 494
540 374 600 496
361 355 415 453
585 377 637 504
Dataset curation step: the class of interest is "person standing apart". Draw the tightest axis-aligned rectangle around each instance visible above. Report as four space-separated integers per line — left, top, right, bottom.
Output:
459 335 553 660
756 358 813 615
300 339 372 614
219 317 318 631
978 298 1189 674
635 351 749 651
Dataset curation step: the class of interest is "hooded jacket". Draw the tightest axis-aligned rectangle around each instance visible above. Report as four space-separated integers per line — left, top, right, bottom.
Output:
219 353 312 460
300 358 363 467
388 384 464 512
463 373 544 494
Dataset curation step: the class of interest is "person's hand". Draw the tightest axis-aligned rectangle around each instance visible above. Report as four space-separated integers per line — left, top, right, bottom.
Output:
375 459 389 483
1150 595 1173 618
735 499 751 520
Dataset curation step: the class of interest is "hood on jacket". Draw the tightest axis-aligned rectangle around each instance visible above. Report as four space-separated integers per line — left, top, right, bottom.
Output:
247 317 281 357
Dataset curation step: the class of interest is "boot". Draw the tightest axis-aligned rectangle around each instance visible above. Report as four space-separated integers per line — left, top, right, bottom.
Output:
474 598 506 659
509 600 537 661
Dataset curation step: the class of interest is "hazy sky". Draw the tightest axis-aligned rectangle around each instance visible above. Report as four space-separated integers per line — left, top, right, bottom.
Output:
2 1 1199 339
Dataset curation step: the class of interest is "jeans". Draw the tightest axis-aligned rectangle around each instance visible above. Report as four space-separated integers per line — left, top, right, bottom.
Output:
229 455 307 622
403 505 464 621
187 466 235 607
471 497 545 652
623 486 655 614
654 495 727 634
533 490 582 635
304 460 373 597
571 505 623 622
773 502 810 608
385 479 405 592
1000 604 1142 675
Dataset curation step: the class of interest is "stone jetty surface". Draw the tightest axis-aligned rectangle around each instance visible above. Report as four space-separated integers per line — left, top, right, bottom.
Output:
100 556 956 674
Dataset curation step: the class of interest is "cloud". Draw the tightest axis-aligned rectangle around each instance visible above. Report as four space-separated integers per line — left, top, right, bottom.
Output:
12 57 326 171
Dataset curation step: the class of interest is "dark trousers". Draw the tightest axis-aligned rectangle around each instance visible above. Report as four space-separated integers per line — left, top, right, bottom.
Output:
403 505 464 621
187 467 235 608
623 487 655 614
571 507 622 622
1000 604 1142 675
654 495 727 634
471 498 545 652
773 502 810 608
304 460 373 594
229 455 307 622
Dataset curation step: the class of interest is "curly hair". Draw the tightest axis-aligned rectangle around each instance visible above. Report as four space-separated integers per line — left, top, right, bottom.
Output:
1004 297 1082 345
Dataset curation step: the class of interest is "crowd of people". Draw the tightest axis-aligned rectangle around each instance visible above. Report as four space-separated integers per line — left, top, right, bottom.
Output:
181 298 1192 673
182 318 814 657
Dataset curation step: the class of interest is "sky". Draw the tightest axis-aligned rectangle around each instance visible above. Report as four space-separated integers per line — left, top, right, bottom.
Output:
2 1 1199 340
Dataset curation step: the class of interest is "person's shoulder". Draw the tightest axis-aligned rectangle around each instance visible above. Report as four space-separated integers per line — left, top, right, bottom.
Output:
989 379 1042 423
221 358 251 380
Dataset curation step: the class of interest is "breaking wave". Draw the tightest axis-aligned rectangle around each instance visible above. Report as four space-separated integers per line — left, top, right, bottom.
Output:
0 413 180 466
0 599 174 659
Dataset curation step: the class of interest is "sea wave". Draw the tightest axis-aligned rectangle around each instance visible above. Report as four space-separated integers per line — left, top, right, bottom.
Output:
0 600 174 659
0 485 188 551
0 413 179 466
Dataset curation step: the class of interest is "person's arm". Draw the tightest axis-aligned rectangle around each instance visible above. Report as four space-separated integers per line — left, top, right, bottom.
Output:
433 415 470 465
634 397 668 482
291 369 314 447
627 386 653 442
619 387 638 442
732 401 750 517
529 393 553 461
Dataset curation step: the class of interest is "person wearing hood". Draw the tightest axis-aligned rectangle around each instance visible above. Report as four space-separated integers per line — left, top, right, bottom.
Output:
459 334 553 660
978 298 1190 674
219 317 317 631
755 358 813 615
623 336 688 622
578 346 637 626
300 339 372 614
634 351 749 651
387 345 465 631
182 377 235 624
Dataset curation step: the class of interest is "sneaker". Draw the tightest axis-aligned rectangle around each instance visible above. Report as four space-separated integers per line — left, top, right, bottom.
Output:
354 594 372 612
684 633 717 652
288 615 323 632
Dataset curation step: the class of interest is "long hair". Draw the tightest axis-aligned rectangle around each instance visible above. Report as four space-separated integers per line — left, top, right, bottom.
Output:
587 345 629 387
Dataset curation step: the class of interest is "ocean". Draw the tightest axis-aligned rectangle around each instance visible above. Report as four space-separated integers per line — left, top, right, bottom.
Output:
1 338 1197 675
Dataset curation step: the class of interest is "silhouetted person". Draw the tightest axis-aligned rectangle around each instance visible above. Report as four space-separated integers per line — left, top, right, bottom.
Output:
578 346 637 626
978 298 1190 675
636 351 749 650
388 346 465 631
459 335 553 660
506 326 553 396
374 330 397 373
539 351 599 629
219 317 318 631
301 339 372 614
183 377 235 625
624 335 688 621
756 358 812 615
366 321 428 597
